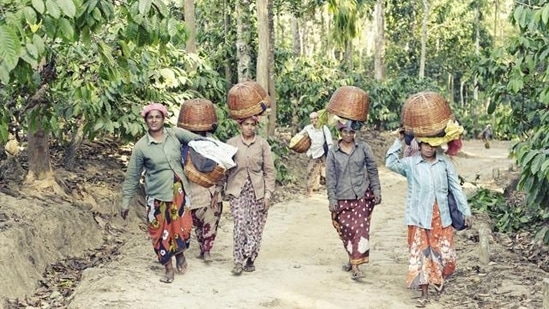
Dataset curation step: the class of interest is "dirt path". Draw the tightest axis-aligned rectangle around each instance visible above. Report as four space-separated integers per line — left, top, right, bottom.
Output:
68 140 515 309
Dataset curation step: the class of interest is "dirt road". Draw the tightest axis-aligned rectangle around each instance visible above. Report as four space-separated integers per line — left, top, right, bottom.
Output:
68 140 516 309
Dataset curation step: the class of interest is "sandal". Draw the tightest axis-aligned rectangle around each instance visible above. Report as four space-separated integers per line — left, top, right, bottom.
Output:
231 264 243 276
351 270 365 281
203 252 212 263
415 298 429 308
434 283 445 295
342 263 352 272
159 269 175 284
243 264 255 272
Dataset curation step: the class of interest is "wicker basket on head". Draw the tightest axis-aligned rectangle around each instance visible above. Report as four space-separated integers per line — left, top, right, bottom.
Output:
227 81 270 120
178 99 218 132
289 133 311 153
327 86 369 122
401 91 455 137
184 151 226 188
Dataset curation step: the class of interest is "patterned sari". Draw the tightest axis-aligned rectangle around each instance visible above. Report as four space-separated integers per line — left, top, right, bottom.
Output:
406 201 456 289
331 189 376 265
146 177 193 265
229 177 268 265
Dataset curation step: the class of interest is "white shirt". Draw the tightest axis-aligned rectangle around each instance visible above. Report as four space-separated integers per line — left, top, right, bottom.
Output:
299 124 333 159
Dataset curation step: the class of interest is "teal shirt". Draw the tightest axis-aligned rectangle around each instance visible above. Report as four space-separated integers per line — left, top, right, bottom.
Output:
121 127 199 210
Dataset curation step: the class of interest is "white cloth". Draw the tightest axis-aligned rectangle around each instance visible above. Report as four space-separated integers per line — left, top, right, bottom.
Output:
298 124 333 159
188 138 238 170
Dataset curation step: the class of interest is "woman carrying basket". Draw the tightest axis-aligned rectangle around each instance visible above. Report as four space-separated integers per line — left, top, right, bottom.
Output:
225 115 276 275
120 103 200 284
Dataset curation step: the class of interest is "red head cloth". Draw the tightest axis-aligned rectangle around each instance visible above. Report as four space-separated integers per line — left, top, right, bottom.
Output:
141 103 168 118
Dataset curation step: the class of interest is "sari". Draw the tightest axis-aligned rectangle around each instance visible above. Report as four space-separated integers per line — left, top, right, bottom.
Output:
331 189 376 265
406 201 456 289
146 177 193 265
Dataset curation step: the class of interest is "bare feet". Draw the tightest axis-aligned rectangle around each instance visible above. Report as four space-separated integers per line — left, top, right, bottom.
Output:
243 258 255 272
203 251 212 263
175 253 188 274
231 263 243 276
160 262 175 283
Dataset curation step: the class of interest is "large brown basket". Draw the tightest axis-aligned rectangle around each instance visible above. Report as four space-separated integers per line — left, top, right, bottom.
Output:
327 86 369 121
401 91 455 137
177 98 218 132
184 152 226 188
227 81 270 119
289 134 311 153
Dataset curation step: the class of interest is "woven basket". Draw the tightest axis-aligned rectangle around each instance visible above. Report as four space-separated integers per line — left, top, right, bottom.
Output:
289 133 311 153
227 81 270 120
184 152 226 188
327 86 369 121
177 99 218 132
401 92 455 137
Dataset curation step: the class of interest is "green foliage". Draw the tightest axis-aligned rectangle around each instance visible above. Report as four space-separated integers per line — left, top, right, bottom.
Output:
470 188 549 243
267 136 295 185
0 0 226 146
474 2 549 236
275 56 351 129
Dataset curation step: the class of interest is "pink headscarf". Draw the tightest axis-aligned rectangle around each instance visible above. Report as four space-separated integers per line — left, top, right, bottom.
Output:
237 115 260 124
141 103 168 118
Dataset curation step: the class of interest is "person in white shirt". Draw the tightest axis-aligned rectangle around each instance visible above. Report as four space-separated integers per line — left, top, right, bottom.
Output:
298 111 333 197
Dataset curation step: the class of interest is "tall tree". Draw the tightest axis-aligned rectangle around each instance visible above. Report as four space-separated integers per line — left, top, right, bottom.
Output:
267 0 277 135
185 0 197 54
374 0 385 80
257 0 269 89
236 0 252 81
419 0 429 79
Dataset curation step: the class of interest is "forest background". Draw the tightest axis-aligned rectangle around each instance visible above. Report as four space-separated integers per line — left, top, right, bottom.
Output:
1 0 549 301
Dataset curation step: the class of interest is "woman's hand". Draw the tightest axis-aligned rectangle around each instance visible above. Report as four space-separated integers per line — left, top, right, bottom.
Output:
262 198 270 212
464 216 473 229
374 194 382 205
210 193 219 210
120 209 129 220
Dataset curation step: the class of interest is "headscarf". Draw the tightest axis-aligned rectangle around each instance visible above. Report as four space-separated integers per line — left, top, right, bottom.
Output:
141 103 168 118
336 119 362 131
236 115 260 125
416 119 465 156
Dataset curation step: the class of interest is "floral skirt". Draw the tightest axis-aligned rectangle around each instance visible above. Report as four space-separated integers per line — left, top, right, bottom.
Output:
146 180 193 265
406 202 456 289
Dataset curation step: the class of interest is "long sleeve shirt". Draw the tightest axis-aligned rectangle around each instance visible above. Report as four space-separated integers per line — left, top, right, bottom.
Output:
121 127 199 210
225 134 276 200
385 139 472 229
325 140 381 207
298 124 333 159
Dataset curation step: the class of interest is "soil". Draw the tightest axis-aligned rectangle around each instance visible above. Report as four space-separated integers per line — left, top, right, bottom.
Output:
1 130 548 309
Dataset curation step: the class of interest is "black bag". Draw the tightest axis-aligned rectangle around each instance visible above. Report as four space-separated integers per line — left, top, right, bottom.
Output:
322 126 329 155
448 191 467 230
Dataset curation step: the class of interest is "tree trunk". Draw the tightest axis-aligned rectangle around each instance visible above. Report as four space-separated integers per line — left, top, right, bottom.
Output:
25 85 52 182
224 0 233 89
184 0 197 55
64 121 85 171
27 127 51 181
267 0 276 136
236 0 252 82
256 0 269 90
292 16 300 56
374 0 385 81
257 0 269 137
419 0 429 79
345 39 353 69
473 7 480 101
